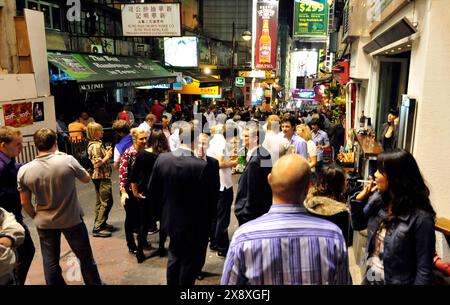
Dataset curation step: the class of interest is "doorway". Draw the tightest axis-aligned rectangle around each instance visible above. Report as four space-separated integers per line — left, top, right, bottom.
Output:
375 52 410 139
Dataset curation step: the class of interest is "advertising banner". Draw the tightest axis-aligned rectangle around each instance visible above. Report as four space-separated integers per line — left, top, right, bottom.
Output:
122 3 181 37
254 0 279 70
3 102 33 127
293 0 329 37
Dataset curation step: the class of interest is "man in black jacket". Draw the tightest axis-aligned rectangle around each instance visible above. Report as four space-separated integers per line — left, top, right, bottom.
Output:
148 124 218 285
0 126 35 285
234 124 273 226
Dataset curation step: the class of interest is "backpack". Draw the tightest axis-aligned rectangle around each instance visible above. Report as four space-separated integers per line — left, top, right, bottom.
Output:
79 143 94 173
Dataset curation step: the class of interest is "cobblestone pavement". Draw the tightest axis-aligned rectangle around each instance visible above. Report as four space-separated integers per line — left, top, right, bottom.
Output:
24 169 361 285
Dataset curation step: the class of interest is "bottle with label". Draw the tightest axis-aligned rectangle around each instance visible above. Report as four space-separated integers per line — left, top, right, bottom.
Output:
259 19 271 64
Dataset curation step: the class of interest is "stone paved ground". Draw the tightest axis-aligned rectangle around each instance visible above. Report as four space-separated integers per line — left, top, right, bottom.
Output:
24 169 361 285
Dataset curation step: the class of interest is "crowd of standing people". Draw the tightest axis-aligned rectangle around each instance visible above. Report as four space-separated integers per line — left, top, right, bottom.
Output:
0 99 439 286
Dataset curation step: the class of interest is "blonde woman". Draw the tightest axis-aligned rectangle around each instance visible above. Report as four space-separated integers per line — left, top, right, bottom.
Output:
86 122 114 238
296 124 317 171
119 127 147 255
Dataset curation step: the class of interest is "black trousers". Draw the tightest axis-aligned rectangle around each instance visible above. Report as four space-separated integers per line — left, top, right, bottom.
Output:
167 234 206 286
124 192 139 250
15 222 35 285
214 187 233 252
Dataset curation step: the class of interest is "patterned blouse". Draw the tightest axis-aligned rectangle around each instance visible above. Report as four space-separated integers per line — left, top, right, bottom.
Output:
119 145 138 192
88 140 111 180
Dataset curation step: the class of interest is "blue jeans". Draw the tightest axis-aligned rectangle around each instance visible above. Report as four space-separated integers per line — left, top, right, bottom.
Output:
37 221 102 285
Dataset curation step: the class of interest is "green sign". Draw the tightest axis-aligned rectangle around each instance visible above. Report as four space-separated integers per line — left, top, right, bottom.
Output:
48 52 176 90
235 77 245 87
293 0 329 37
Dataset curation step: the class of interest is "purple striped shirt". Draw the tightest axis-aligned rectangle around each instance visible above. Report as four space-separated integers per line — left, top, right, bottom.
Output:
221 204 352 285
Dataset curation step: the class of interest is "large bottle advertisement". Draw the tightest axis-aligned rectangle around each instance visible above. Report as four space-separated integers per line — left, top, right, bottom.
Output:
254 0 279 70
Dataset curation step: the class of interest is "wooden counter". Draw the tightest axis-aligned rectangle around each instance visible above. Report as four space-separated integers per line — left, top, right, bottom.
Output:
354 133 383 157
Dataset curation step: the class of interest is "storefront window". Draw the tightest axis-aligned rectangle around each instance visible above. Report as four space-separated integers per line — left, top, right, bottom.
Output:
24 0 61 30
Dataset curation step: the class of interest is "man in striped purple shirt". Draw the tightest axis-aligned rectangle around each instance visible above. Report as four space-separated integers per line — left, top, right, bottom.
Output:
221 154 351 285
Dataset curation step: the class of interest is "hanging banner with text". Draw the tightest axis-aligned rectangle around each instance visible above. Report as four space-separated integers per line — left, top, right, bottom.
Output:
121 3 181 37
254 0 279 70
3 102 33 127
293 0 329 37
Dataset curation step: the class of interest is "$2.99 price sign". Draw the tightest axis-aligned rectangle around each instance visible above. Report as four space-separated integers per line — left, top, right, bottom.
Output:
299 2 324 13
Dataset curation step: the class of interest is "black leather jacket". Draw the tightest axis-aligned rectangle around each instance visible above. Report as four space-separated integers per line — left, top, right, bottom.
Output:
350 191 435 284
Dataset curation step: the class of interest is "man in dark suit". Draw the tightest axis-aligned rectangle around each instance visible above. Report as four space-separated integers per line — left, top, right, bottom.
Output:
234 124 273 226
147 124 217 285
195 133 220 280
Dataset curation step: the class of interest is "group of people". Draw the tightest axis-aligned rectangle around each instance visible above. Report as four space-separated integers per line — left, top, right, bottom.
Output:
0 100 438 285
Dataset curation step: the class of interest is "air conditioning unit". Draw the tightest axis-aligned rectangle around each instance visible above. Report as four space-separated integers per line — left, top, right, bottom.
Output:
91 44 103 54
342 0 369 43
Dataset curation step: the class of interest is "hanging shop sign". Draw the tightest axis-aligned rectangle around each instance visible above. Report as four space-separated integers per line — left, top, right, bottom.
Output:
121 3 181 37
235 77 246 87
293 0 329 37
238 70 266 78
254 0 279 70
3 102 33 127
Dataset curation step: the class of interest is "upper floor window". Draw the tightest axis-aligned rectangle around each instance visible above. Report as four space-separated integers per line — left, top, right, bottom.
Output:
26 0 61 30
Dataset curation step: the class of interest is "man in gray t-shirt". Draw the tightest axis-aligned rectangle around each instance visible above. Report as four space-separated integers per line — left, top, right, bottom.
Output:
17 128 103 285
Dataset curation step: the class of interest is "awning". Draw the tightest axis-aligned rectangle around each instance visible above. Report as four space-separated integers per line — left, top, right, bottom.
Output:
182 71 222 88
48 52 177 90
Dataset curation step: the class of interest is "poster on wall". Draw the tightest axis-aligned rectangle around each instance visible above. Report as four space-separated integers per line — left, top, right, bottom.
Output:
3 102 33 127
121 3 181 37
164 37 198 67
290 50 318 88
33 101 45 122
293 0 329 37
254 0 279 70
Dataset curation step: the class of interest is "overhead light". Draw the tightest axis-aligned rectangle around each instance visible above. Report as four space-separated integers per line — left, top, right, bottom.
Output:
242 31 252 41
391 50 395 53
407 44 411 47
203 67 211 75
398 47 402 50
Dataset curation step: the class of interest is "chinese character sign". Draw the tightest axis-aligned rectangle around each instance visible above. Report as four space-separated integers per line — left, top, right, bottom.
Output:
293 0 329 37
254 0 279 70
3 102 33 127
121 3 181 36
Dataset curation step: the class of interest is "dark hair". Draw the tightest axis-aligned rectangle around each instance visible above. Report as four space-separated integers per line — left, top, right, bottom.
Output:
148 129 169 155
281 114 297 127
34 128 57 151
179 122 200 144
315 165 346 202
310 118 320 126
377 150 435 218
388 108 399 117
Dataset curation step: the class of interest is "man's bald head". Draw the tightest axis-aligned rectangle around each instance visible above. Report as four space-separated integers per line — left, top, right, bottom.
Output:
268 154 311 204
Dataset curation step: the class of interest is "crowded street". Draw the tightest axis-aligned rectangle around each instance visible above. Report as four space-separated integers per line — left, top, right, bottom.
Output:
1 0 450 293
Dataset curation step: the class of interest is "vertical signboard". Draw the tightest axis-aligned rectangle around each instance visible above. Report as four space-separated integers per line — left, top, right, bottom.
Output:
254 0 279 70
293 0 329 37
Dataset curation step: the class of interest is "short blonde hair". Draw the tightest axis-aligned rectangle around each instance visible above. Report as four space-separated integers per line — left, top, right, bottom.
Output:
86 122 103 141
0 126 21 144
296 124 312 141
130 127 147 142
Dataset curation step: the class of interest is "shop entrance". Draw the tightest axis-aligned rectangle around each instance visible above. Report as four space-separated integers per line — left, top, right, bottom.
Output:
375 52 410 138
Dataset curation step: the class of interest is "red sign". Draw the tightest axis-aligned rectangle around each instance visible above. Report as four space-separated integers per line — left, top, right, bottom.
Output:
3 102 33 127
254 0 278 70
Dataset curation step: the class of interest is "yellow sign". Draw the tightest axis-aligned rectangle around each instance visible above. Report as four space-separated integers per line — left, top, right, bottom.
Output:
178 81 219 95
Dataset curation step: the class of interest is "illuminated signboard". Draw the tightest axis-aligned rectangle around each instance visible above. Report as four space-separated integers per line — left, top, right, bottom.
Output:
164 37 198 67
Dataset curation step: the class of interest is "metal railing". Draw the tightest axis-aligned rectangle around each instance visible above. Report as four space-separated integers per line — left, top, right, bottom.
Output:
18 128 115 164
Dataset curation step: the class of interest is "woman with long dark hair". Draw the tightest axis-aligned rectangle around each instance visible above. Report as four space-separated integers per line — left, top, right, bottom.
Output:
304 165 351 245
130 129 169 263
351 149 436 284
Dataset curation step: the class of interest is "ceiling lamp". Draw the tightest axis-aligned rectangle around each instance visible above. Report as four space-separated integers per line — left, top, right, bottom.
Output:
242 31 252 41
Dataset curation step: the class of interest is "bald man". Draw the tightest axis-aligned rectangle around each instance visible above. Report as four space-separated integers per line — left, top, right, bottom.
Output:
221 154 351 285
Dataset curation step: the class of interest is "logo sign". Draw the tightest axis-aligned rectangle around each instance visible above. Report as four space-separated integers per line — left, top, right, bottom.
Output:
121 3 181 37
235 77 245 87
254 0 279 70
238 70 266 78
293 0 329 37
